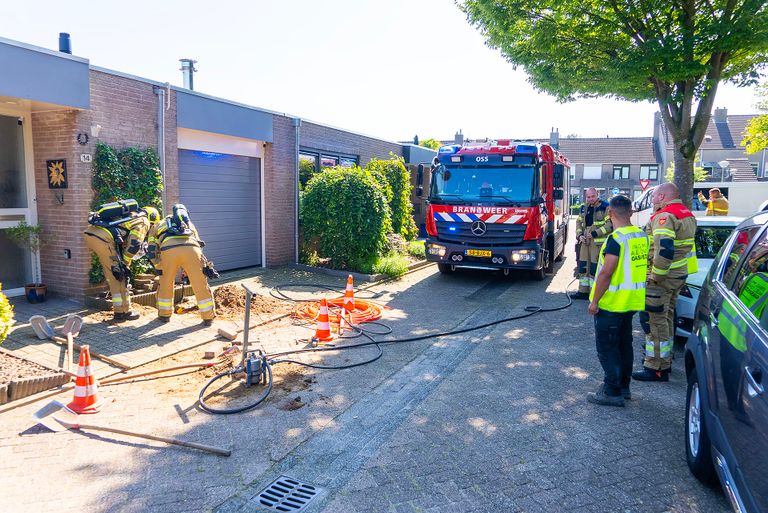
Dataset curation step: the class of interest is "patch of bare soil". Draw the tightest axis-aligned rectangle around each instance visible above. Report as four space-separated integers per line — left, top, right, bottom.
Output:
0 352 60 385
213 284 293 320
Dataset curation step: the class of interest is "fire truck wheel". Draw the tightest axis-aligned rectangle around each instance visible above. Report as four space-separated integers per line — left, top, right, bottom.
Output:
437 263 453 274
532 266 546 281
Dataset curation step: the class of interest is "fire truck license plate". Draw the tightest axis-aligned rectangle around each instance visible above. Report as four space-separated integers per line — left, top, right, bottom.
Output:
466 249 492 258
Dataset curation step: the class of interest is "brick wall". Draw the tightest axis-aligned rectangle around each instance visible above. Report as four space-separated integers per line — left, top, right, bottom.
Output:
32 70 175 298
300 122 403 165
264 116 297 266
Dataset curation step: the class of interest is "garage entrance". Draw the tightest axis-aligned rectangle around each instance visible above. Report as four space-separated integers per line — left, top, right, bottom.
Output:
178 149 262 271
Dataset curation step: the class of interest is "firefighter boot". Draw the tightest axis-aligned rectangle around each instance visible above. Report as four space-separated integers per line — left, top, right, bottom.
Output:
632 367 670 382
114 311 140 322
571 291 590 300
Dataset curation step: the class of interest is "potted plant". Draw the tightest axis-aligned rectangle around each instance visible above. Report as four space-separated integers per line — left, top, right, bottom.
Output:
6 221 47 303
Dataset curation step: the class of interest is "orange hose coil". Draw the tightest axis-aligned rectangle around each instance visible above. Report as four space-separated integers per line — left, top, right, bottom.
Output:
294 298 383 325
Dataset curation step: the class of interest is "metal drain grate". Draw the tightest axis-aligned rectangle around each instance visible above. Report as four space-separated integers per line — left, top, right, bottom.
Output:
253 476 321 512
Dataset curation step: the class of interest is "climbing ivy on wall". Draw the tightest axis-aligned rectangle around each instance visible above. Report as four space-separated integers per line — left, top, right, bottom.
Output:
88 143 163 284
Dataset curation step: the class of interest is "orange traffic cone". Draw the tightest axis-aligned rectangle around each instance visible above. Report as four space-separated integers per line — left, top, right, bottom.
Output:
314 298 333 341
343 274 355 313
67 345 104 414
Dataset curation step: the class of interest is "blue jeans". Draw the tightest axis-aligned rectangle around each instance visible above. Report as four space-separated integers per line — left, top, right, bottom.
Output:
594 310 635 396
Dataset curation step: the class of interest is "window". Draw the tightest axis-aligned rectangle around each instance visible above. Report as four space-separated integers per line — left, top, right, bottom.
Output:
612 165 630 180
730 231 768 330
321 155 339 169
720 227 761 285
583 165 602 180
299 153 318 188
569 167 575 180
640 165 658 180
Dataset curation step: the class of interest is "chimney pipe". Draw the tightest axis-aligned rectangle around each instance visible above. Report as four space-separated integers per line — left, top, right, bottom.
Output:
454 129 464 145
58 33 71 54
179 59 198 90
549 127 560 149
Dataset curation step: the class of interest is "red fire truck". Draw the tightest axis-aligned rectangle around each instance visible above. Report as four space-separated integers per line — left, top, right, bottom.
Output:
420 140 570 279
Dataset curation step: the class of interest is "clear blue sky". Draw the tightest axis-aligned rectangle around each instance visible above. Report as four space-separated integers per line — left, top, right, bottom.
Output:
5 0 762 142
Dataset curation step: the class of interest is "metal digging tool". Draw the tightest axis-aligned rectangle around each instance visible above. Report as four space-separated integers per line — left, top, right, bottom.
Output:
28 315 130 370
33 400 231 457
56 315 83 373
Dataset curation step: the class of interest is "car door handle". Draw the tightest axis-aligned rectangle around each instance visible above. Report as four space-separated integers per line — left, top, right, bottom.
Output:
745 366 765 399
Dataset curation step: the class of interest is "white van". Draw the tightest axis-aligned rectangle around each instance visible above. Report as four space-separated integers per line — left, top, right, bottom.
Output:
632 181 768 227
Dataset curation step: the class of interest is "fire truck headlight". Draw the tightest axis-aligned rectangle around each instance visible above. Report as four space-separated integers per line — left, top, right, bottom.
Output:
511 249 536 262
427 244 446 257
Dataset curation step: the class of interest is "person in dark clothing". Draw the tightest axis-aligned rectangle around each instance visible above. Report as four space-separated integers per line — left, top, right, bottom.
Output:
587 195 650 406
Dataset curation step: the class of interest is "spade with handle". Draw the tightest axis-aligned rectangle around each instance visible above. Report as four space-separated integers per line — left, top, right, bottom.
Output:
33 400 231 457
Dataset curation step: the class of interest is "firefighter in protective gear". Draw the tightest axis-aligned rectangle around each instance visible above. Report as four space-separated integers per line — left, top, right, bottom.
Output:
146 204 216 326
84 201 157 321
634 183 698 381
574 188 613 299
697 188 729 216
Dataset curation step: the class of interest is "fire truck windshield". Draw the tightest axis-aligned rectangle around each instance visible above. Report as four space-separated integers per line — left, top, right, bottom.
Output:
430 164 536 204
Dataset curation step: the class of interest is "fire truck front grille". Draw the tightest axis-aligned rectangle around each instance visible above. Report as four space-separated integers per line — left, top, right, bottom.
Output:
436 221 527 246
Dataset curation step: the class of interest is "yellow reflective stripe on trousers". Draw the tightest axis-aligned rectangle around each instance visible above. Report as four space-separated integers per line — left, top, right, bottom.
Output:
198 298 214 312
111 293 123 305
157 297 173 310
645 338 672 358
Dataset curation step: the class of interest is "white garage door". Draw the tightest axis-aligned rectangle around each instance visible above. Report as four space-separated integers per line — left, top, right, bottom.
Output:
179 150 261 271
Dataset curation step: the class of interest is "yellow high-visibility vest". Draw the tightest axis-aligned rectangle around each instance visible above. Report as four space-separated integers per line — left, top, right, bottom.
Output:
590 226 650 312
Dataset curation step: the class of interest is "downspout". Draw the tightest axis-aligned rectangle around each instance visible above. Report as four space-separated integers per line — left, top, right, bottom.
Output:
154 85 168 212
292 117 301 264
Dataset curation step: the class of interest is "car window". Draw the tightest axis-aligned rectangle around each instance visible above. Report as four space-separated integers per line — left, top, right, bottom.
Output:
721 227 761 285
696 225 736 259
730 230 768 330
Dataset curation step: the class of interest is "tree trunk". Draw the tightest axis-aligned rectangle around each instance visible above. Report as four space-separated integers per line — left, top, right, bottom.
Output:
673 145 694 209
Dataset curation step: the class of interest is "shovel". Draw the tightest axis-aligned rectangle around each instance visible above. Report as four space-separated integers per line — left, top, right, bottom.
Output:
57 315 83 373
33 400 231 457
28 316 130 371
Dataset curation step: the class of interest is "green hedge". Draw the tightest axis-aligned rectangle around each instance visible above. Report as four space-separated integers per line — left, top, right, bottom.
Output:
0 283 13 345
364 154 418 240
301 167 391 269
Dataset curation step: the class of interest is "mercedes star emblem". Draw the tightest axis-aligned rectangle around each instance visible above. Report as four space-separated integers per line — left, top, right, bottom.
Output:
471 220 487 236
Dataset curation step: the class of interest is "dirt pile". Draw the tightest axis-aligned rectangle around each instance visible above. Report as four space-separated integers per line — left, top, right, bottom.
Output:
0 352 59 385
213 284 293 320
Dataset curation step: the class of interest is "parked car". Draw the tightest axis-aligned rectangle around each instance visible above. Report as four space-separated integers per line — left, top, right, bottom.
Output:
676 217 744 340
684 210 768 513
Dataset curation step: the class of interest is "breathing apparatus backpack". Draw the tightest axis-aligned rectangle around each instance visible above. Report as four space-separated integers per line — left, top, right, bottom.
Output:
164 203 194 236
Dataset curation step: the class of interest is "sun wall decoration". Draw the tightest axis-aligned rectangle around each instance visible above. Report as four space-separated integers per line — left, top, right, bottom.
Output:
47 159 68 189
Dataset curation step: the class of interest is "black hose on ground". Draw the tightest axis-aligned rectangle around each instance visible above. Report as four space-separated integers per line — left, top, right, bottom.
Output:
199 278 576 414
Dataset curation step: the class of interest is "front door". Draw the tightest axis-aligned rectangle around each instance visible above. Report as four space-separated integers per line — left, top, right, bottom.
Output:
0 110 38 297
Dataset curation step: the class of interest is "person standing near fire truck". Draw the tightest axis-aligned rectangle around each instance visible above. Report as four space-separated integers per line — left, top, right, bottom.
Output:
634 183 698 381
574 188 613 299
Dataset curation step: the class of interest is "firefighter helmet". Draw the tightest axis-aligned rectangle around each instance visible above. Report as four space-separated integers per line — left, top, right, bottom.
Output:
143 206 161 225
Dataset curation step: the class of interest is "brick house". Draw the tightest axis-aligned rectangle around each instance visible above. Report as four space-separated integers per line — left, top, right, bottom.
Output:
0 36 418 299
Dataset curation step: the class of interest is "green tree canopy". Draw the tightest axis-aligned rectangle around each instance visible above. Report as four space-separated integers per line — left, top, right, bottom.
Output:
459 0 768 205
742 82 768 153
419 138 443 150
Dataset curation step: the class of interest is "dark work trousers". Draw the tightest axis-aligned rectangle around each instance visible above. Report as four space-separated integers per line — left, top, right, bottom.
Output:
594 310 636 396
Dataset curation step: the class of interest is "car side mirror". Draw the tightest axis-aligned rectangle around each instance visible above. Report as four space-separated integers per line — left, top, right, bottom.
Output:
552 189 563 200
552 164 565 188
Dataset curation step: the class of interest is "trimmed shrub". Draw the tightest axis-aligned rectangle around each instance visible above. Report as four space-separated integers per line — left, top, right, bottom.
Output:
365 154 418 240
301 167 391 269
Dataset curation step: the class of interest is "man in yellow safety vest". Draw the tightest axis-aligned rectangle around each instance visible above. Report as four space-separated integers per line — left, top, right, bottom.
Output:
587 195 650 406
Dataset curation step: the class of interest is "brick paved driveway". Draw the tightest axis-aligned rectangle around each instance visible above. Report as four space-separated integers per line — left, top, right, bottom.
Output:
0 255 730 513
